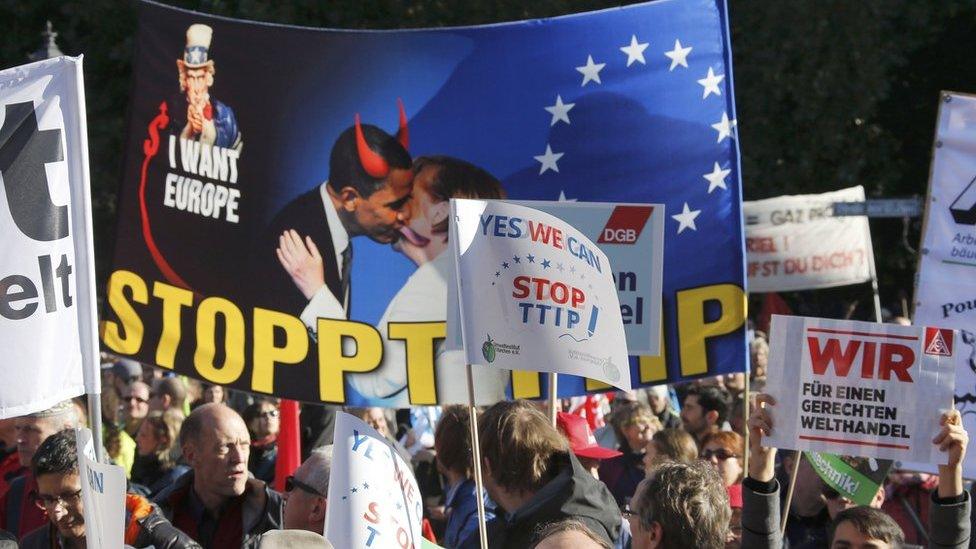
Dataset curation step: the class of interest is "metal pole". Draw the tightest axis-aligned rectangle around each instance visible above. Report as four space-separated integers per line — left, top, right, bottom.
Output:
466 364 489 549
548 372 559 426
742 375 750 475
780 452 802 535
86 393 104 462
871 277 883 323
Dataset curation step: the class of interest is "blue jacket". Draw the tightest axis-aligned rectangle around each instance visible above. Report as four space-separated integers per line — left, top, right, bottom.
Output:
444 479 494 548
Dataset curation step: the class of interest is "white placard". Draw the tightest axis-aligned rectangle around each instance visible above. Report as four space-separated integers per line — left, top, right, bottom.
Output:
450 199 631 390
913 91 976 478
764 315 957 463
324 412 423 548
0 56 100 418
744 186 874 293
75 428 125 549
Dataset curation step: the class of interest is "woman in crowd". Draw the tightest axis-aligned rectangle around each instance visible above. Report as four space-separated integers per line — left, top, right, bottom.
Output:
598 401 661 506
130 410 188 497
243 398 280 483
701 431 744 489
642 428 698 476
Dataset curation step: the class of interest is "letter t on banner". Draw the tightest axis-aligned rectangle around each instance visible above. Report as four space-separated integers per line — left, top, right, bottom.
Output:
0 56 100 450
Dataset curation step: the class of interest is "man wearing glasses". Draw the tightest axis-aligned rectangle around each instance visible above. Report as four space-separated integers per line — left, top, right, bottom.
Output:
282 445 332 535
0 401 77 539
115 381 153 478
21 430 198 548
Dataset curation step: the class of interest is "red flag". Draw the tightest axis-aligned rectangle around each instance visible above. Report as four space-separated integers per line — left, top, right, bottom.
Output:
274 399 301 492
758 293 791 334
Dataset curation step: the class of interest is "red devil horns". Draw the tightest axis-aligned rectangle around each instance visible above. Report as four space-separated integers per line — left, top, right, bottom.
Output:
396 98 409 150
354 113 389 179
354 100 411 180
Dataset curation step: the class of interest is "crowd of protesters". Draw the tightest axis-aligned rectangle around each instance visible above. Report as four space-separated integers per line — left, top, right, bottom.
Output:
0 327 971 548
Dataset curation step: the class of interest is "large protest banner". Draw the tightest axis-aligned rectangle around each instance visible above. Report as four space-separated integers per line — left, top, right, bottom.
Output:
913 91 976 477
325 412 423 547
452 199 632 390
0 56 101 417
744 186 875 293
764 315 957 463
101 0 746 406
76 428 126 549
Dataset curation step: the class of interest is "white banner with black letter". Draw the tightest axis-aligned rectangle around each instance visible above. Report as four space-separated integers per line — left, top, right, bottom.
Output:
0 56 100 417
914 91 976 477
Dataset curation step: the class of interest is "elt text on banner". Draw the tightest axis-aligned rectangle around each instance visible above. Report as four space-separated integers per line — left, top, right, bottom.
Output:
743 186 874 293
0 56 98 418
451 199 631 391
101 0 745 406
763 315 957 463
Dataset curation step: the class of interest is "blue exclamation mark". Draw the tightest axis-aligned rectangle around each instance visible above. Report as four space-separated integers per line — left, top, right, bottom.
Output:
587 305 600 337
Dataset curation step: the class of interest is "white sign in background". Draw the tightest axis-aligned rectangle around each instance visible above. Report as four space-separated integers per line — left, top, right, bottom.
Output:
325 412 423 548
451 199 631 390
75 428 125 549
914 91 976 478
764 315 956 463
744 186 875 293
0 56 101 418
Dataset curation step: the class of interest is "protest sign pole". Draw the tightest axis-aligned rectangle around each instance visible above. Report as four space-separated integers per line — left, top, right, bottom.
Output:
743 375 750 474
780 452 802 534
548 373 559 426
466 364 489 549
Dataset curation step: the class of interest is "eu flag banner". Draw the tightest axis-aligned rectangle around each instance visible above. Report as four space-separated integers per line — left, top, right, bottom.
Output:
102 0 745 406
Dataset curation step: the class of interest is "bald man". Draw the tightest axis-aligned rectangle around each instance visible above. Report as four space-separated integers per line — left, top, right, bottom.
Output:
154 404 282 548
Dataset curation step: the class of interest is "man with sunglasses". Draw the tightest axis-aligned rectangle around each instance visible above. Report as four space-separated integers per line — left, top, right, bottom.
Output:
282 446 332 535
113 381 153 478
21 430 198 548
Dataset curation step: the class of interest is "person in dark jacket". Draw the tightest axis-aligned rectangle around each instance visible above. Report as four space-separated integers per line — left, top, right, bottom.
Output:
243 399 280 484
131 410 190 498
743 394 971 549
154 404 283 549
460 400 621 548
434 405 495 548
598 401 660 506
19 429 199 549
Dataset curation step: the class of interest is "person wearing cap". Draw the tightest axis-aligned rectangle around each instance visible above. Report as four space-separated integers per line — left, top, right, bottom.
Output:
176 24 241 149
647 385 681 431
556 412 622 479
433 405 495 548
0 402 78 539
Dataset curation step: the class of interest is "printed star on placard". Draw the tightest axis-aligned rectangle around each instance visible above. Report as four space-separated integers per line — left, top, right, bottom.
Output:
672 202 701 234
502 261 510 269
570 265 576 274
545 95 575 126
665 39 692 70
527 254 536 263
703 162 731 193
557 263 565 272
576 55 605 86
558 190 577 202
711 112 736 143
363 482 369 490
495 271 500 277
513 255 521 264
534 144 564 174
542 259 551 269
351 487 358 493
620 35 649 67
697 67 725 99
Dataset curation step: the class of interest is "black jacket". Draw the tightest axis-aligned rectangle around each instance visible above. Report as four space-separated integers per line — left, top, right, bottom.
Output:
153 470 283 549
459 452 621 548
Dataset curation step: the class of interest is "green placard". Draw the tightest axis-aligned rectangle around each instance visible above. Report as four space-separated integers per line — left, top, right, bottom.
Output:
804 451 892 506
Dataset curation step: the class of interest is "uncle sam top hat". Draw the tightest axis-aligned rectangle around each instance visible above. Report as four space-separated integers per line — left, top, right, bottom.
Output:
183 24 213 68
